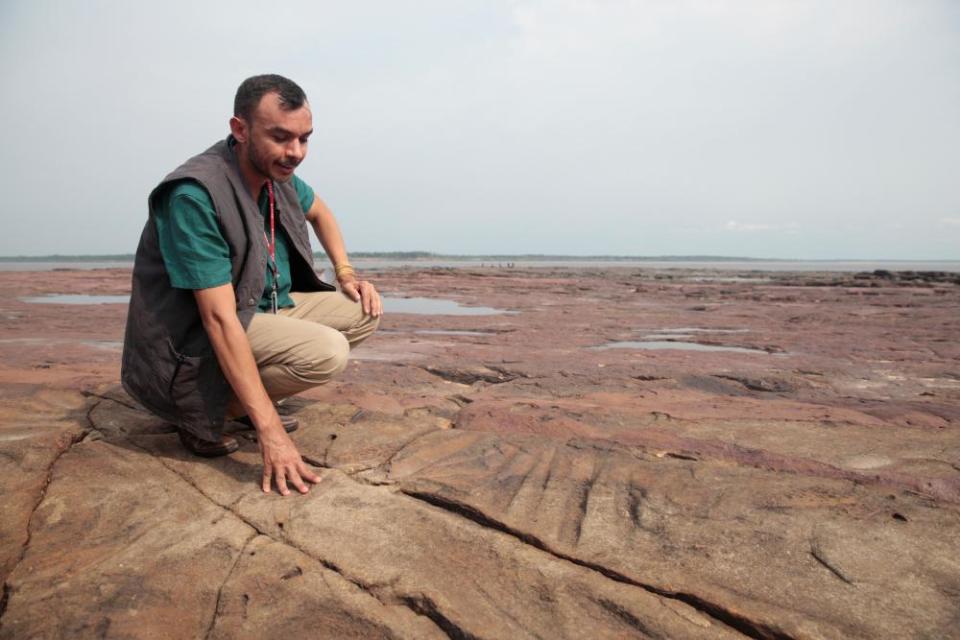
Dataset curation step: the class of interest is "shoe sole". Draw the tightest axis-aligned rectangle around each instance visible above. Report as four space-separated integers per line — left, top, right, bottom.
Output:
231 416 299 434
179 433 240 458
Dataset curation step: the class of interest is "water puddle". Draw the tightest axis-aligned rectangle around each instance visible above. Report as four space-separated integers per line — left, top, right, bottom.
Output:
414 329 494 336
0 338 124 351
82 340 124 351
640 327 750 334
595 340 770 354
842 454 893 470
688 276 772 283
21 293 509 316
636 328 751 341
20 294 130 305
384 297 513 316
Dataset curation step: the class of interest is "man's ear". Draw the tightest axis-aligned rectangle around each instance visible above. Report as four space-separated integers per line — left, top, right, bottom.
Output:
229 116 248 143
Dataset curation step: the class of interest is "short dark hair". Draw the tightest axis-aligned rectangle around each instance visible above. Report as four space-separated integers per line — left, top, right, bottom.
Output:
234 74 307 122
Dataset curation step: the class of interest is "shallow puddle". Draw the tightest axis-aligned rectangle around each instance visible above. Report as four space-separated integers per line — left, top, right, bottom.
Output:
842 454 894 470
414 329 494 336
20 293 512 316
383 297 513 316
20 294 130 304
640 327 750 334
595 340 770 354
82 340 124 351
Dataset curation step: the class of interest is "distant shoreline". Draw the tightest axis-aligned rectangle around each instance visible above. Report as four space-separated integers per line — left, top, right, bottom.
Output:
1 252 958 263
2 255 959 274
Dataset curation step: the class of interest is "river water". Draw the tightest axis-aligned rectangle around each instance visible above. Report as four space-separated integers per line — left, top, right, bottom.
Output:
2 259 959 272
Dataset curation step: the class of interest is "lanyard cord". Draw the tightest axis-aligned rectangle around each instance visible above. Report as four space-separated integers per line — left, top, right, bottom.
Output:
264 181 279 313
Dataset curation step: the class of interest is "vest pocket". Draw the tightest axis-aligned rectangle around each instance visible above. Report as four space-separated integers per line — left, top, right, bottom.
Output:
167 340 224 440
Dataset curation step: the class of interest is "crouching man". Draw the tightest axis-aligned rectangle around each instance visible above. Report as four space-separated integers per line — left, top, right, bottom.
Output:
122 74 381 496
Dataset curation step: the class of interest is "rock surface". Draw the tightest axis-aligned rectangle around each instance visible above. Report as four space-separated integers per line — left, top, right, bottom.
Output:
1 266 958 639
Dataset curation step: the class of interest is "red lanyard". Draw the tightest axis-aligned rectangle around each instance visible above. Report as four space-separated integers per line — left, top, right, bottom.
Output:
264 180 277 263
263 181 279 313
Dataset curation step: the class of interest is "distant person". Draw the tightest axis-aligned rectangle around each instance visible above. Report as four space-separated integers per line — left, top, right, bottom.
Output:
122 74 381 496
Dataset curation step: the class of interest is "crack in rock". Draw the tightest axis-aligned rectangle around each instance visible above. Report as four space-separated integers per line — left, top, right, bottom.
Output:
81 399 109 442
0 421 90 628
399 595 478 640
84 404 784 639
80 390 142 412
136 450 453 638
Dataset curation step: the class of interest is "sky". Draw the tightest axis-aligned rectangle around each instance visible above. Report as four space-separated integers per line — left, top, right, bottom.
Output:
1 0 958 259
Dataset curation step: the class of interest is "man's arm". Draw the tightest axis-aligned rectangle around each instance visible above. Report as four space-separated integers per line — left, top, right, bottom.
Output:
305 195 383 317
194 284 321 495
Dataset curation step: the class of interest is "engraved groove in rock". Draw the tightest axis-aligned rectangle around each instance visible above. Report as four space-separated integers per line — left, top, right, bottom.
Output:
809 541 855 586
204 534 258 640
400 489 794 640
597 597 662 639
399 595 475 640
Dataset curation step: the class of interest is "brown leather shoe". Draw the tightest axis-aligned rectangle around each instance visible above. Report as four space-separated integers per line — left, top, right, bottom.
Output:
178 430 240 457
232 414 299 434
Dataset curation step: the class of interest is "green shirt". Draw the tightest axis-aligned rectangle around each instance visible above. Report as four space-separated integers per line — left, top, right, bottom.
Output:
154 176 315 311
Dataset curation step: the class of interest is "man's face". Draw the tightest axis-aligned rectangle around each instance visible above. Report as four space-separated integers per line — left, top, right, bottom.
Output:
236 92 313 183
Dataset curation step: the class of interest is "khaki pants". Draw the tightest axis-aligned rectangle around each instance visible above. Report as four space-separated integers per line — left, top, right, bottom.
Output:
226 290 379 415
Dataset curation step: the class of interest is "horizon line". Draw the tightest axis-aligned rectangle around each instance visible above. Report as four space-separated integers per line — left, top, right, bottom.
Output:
1 252 959 263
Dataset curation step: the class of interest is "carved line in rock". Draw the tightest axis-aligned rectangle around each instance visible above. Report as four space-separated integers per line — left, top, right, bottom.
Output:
399 490 794 640
597 597 661 638
809 540 855 586
567 428 960 506
78 392 919 639
205 534 258 640
127 428 733 640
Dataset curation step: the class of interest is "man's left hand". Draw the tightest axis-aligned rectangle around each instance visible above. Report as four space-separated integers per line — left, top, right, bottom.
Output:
340 277 383 317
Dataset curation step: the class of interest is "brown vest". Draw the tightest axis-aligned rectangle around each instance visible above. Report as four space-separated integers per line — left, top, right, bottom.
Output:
121 138 335 440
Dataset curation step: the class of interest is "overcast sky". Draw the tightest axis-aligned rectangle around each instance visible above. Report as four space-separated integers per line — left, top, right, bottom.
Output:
1 0 958 259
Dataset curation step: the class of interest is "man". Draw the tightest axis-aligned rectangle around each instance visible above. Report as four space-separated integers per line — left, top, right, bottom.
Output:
122 74 381 497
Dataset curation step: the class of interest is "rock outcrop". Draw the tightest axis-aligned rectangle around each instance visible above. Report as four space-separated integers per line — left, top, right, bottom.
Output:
1 266 958 638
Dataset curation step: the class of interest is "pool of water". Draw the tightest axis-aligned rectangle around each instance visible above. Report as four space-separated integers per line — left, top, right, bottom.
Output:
595 340 770 354
82 340 124 351
19 293 512 318
640 327 750 334
20 294 130 304
383 297 513 316
414 329 494 336
0 338 124 351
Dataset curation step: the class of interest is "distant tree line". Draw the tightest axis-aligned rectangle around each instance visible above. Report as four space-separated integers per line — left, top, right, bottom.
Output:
1 251 782 262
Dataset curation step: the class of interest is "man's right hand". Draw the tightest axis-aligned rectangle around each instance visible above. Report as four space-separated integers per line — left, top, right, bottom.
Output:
257 418 322 495
194 284 322 497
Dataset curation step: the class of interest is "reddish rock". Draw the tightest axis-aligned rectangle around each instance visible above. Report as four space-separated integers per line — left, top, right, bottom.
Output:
1 266 958 638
